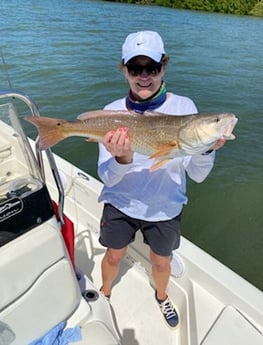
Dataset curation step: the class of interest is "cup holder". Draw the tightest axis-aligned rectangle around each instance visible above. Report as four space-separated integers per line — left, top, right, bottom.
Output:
82 289 99 303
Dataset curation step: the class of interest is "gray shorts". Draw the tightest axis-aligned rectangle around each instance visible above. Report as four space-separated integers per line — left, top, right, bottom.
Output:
99 203 181 257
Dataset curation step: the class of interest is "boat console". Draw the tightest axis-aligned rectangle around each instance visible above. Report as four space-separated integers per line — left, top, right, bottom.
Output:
0 102 55 246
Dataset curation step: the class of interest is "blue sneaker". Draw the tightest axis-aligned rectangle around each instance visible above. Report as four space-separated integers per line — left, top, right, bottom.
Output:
155 291 179 328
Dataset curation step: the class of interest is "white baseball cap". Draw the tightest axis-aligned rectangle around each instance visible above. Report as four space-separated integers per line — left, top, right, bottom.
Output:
122 31 166 64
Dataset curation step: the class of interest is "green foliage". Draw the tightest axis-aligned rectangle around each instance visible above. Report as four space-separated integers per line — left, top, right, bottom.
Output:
250 1 263 16
108 0 262 16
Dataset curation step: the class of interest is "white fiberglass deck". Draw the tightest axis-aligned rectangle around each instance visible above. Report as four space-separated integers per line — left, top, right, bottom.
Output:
73 221 263 345
41 151 262 345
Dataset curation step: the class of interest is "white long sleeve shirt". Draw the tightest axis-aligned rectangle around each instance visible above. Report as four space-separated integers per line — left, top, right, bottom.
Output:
98 93 215 221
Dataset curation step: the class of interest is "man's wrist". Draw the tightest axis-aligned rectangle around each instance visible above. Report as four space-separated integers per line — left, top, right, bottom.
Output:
115 156 133 164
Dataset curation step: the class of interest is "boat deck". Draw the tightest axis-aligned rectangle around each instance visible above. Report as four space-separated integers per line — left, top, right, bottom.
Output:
43 152 262 345
76 231 182 345
73 224 263 345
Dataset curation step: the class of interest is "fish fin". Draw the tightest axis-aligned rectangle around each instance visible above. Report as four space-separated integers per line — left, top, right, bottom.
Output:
78 110 111 120
77 109 134 120
149 142 178 159
85 138 98 143
150 159 172 172
25 116 67 150
224 133 236 140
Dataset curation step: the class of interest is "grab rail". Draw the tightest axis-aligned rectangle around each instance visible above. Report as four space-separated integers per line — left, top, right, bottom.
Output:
0 89 65 225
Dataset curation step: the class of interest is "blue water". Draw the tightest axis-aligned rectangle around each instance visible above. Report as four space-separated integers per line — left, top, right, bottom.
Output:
1 0 262 290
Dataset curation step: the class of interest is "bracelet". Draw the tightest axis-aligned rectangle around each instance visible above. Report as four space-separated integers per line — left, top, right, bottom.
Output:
202 149 214 156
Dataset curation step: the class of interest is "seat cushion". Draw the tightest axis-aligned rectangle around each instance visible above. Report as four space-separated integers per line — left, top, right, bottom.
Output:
0 216 81 345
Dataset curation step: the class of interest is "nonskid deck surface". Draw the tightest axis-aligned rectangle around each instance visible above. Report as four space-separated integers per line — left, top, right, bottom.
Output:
76 231 181 345
109 265 181 345
74 225 263 345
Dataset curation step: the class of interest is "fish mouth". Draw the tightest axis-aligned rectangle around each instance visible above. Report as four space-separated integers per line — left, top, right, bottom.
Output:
223 117 238 140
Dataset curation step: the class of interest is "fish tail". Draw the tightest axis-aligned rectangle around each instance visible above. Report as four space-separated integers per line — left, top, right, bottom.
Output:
25 116 67 150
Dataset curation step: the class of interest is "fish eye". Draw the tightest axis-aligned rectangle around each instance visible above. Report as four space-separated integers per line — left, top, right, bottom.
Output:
215 117 220 123
56 122 61 127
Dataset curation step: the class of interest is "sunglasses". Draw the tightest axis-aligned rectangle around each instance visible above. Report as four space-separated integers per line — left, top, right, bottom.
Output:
126 63 163 77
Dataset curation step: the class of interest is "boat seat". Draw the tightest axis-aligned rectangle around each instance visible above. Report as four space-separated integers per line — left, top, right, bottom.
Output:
202 306 262 345
0 216 81 345
0 136 11 160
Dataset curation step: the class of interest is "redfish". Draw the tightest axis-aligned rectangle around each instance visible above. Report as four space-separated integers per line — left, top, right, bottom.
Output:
25 110 238 171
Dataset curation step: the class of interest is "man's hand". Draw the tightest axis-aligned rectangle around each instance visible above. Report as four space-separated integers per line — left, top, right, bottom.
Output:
213 137 226 151
102 127 133 164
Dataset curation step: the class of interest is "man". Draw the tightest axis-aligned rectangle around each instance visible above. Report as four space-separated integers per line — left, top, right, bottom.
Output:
97 31 225 328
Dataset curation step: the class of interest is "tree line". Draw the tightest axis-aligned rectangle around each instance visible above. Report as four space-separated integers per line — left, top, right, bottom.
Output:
104 0 263 16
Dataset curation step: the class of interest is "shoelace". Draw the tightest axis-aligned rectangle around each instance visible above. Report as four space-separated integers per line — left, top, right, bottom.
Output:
159 298 177 320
